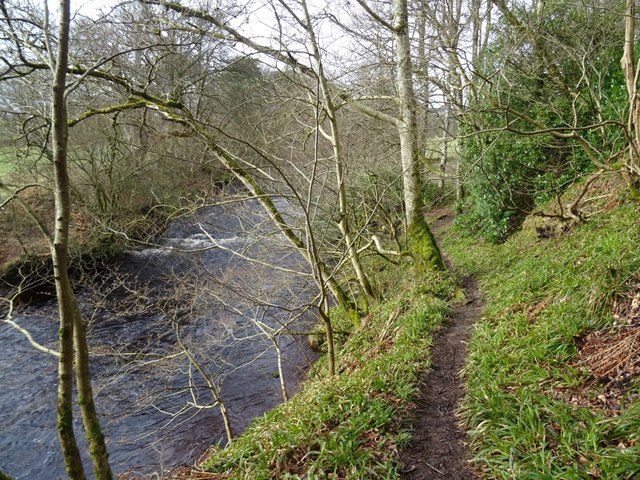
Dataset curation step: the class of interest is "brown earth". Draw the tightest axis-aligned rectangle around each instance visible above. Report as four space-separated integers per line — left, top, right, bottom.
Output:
400 211 482 480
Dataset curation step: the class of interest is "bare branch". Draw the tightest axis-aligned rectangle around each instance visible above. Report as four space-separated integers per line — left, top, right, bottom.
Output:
354 0 395 31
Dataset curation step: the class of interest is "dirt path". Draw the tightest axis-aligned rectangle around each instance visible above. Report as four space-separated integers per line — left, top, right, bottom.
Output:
400 212 483 480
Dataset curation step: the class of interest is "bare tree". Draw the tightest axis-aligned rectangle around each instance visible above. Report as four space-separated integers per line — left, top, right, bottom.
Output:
142 0 445 275
337 0 445 271
48 1 113 477
296 0 376 301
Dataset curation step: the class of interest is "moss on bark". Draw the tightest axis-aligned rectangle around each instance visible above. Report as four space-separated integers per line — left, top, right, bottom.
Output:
408 217 445 272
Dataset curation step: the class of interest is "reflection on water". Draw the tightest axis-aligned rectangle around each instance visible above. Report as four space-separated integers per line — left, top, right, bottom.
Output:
0 198 318 479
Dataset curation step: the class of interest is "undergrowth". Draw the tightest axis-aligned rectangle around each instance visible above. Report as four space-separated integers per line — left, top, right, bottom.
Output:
443 182 640 478
202 264 457 479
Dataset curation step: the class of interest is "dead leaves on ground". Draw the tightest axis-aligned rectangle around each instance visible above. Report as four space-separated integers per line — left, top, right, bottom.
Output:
555 286 640 417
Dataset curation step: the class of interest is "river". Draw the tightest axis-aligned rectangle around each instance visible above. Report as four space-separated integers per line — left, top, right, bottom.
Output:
0 197 318 479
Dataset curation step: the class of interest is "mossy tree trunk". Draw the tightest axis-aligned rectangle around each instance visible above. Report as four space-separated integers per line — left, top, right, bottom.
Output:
49 1 112 478
392 0 445 272
50 1 87 477
74 308 113 480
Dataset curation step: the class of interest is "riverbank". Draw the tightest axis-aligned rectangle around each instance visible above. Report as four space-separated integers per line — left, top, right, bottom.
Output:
193 258 459 479
1 198 321 480
5 178 639 478
0 205 170 304
187 177 640 479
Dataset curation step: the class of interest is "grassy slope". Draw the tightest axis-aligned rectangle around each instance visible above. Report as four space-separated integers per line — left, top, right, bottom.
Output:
202 267 458 479
0 148 15 179
0 161 11 176
443 190 640 478
196 177 639 479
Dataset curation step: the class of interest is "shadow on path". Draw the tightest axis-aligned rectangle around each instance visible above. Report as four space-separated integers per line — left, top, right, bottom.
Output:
400 211 483 480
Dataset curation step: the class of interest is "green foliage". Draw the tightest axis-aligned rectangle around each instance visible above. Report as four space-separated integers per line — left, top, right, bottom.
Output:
443 194 640 478
0 470 13 480
203 267 457 479
458 1 627 242
458 132 559 242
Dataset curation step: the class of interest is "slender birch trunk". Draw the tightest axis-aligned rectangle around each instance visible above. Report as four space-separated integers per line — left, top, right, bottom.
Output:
440 107 450 190
622 0 640 183
50 1 112 477
392 0 444 272
50 0 87 476
300 0 375 304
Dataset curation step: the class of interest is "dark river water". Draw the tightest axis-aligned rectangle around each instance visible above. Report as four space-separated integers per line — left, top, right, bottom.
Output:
0 197 318 479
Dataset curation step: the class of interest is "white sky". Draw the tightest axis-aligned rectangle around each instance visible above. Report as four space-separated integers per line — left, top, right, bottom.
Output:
70 0 356 72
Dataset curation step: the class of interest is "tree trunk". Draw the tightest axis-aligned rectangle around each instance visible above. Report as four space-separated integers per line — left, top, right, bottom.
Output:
440 107 450 190
272 337 289 402
50 1 87 477
392 0 444 272
50 1 112 478
74 309 113 480
319 306 336 376
54 275 86 480
455 157 464 211
416 0 430 159
622 0 640 185
301 0 375 305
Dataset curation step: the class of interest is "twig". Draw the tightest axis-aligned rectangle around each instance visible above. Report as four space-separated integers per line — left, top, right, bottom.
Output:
424 460 446 475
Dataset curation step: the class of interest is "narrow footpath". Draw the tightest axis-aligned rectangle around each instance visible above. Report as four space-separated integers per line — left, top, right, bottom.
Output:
400 212 483 480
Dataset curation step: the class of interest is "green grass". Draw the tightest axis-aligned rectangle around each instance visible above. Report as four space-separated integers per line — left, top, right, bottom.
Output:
0 147 15 176
443 194 640 478
0 145 53 179
202 265 458 479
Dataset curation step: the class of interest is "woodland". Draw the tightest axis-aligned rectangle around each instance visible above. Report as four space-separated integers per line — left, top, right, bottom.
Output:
1 0 639 478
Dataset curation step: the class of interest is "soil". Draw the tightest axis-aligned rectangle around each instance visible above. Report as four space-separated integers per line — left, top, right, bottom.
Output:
400 211 483 480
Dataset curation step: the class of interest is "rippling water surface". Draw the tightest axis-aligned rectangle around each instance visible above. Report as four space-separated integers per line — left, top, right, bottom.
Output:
0 198 317 479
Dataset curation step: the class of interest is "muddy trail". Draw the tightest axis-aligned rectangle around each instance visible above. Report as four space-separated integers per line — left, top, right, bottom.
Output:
400 211 483 479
